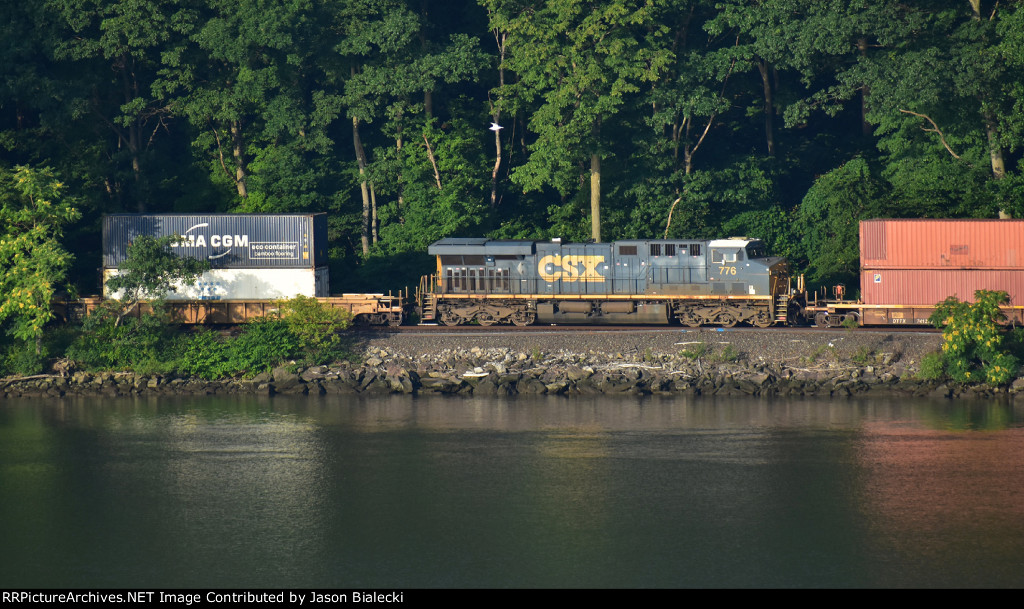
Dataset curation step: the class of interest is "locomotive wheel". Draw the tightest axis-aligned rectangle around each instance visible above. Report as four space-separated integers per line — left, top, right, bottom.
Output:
751 310 773 328
387 314 402 327
717 311 738 328
440 310 462 326
511 311 536 326
476 313 497 327
679 309 702 328
814 312 829 328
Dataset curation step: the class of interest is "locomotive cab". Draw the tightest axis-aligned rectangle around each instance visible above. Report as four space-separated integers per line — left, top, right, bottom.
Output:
705 238 785 297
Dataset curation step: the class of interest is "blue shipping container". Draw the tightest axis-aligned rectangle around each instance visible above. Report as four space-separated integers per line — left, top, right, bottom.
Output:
102 214 328 269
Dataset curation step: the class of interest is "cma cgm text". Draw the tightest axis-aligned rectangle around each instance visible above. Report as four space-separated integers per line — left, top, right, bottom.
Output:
170 234 249 248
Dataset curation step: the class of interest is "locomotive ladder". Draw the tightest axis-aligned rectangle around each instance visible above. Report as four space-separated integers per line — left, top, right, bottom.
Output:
774 295 789 325
422 294 438 322
417 275 439 323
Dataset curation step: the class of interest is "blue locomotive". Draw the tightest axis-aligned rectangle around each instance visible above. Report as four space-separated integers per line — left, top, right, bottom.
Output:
419 237 796 326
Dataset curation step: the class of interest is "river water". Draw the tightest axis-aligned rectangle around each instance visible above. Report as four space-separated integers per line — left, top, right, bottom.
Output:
2 394 1023 589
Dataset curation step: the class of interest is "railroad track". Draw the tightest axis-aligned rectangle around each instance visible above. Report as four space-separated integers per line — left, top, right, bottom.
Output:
356 324 941 336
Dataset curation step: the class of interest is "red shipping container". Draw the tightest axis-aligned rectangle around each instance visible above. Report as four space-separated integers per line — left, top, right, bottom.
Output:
861 269 1024 306
860 219 1024 269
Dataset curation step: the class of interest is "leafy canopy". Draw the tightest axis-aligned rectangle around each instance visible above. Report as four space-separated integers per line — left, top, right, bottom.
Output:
0 166 81 346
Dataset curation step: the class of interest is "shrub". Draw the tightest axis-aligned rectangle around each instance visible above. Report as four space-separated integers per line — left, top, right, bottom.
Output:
174 329 232 379
851 346 874 364
917 351 945 381
2 340 48 376
278 295 353 365
929 290 1020 386
67 301 175 372
226 319 301 376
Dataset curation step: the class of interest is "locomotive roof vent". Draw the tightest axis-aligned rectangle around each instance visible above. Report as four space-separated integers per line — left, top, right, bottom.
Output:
551 237 562 244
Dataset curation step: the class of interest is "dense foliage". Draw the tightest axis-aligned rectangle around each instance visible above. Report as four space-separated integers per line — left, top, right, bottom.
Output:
0 166 80 372
1 0 1021 296
928 290 1021 386
65 296 355 378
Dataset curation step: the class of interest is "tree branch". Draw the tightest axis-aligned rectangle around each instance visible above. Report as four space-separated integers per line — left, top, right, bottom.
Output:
422 133 442 189
899 109 972 165
664 196 682 239
210 124 237 183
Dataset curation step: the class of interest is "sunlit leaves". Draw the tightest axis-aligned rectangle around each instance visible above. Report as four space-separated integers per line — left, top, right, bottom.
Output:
0 166 81 345
104 234 209 323
930 290 1020 386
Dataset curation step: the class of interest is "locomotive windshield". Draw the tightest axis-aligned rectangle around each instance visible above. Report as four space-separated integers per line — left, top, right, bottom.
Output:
746 244 767 258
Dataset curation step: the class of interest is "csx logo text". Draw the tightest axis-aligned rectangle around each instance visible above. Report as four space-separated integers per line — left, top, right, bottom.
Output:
538 254 605 282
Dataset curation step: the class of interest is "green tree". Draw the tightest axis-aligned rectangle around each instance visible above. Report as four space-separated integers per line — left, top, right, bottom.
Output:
494 0 671 242
786 1 1023 218
104 234 209 325
0 166 80 354
48 0 189 211
791 157 889 285
154 0 337 211
335 0 485 254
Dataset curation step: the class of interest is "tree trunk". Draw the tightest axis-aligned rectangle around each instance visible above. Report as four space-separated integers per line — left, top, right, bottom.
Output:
984 114 1007 181
490 123 502 208
423 133 442 189
590 153 601 243
757 59 775 156
858 38 872 137
353 116 371 255
370 182 379 244
120 57 145 211
420 0 433 118
490 31 507 209
230 120 249 198
396 110 405 220
969 0 1010 218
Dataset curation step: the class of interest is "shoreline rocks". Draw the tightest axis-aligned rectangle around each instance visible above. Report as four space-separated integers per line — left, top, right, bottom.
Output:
2 329 1022 401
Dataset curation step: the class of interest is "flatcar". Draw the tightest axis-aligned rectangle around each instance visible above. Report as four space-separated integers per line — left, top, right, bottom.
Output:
416 237 800 327
54 294 405 326
805 219 1024 327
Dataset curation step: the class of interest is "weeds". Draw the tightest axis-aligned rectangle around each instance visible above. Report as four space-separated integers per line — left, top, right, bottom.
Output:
679 342 710 360
851 346 874 364
715 344 740 363
917 351 945 381
803 343 836 365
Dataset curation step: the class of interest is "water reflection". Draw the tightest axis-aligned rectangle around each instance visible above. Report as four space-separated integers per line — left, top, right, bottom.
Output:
2 395 1024 588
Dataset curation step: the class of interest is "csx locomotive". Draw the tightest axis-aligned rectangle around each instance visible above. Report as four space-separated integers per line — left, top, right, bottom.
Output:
419 237 798 327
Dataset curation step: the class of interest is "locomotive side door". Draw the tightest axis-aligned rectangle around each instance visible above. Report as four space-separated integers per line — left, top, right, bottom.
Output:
686 243 707 284
613 243 642 294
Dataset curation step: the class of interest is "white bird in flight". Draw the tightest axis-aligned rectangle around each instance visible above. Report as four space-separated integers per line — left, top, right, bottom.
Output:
489 122 504 132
